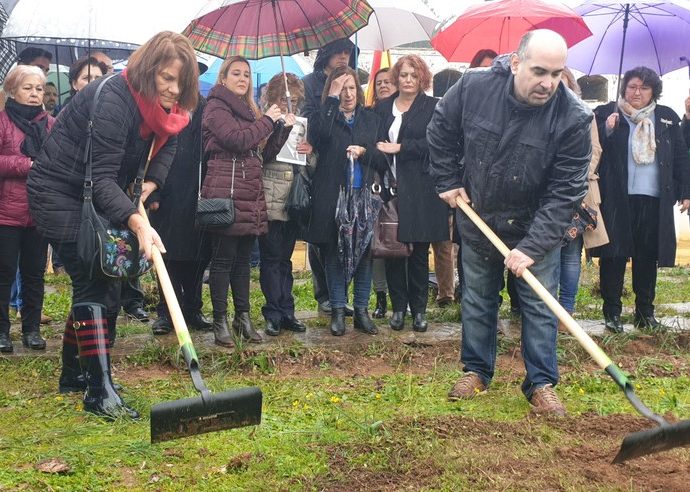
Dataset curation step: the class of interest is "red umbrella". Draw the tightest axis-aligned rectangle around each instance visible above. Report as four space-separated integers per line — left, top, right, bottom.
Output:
431 0 592 63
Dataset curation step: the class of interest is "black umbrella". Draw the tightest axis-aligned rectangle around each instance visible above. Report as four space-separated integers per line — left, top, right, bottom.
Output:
336 155 381 283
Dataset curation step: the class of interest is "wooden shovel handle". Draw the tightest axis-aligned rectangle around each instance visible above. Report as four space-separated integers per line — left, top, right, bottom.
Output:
455 196 613 370
137 201 196 357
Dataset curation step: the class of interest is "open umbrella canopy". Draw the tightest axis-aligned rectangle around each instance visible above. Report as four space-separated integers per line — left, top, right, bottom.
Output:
184 0 374 59
431 0 592 62
1 0 209 47
349 0 439 50
562 1 690 75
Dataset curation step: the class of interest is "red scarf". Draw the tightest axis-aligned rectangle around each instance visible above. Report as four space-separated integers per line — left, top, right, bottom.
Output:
122 69 190 158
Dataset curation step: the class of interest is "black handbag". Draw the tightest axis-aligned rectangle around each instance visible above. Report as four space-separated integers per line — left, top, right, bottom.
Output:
76 74 152 280
195 154 236 229
285 165 311 221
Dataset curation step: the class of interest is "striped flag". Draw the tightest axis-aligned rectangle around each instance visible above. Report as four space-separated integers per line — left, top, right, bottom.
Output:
365 49 392 107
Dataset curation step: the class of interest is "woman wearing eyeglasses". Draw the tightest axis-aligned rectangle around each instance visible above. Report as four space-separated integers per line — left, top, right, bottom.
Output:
592 66 690 333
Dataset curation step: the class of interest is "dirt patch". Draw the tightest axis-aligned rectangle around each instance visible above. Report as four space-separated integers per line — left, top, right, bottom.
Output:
362 413 690 491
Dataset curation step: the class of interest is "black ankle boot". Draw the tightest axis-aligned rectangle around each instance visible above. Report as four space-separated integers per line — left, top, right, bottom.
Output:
373 291 387 319
389 311 405 331
213 313 234 347
72 303 138 419
59 315 86 393
232 312 263 343
21 330 46 350
330 307 346 336
412 312 428 332
0 331 13 353
354 307 378 334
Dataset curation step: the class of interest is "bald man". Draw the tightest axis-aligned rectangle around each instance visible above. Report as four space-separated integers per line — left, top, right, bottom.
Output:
428 30 592 415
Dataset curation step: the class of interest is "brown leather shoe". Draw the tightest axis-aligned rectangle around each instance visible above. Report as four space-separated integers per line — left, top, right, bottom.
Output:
447 372 486 401
40 313 52 324
529 384 567 416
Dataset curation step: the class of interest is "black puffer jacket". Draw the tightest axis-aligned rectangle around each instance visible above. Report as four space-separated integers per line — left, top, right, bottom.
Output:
428 55 592 262
27 74 178 242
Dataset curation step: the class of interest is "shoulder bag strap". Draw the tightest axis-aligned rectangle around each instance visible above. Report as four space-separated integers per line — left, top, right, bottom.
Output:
82 73 118 202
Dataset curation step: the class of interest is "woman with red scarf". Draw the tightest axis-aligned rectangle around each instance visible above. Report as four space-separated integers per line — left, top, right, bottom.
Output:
27 31 198 419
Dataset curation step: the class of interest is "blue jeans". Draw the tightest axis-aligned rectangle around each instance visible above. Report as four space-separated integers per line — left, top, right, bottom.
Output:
558 236 583 313
460 240 560 399
10 267 22 310
323 243 372 309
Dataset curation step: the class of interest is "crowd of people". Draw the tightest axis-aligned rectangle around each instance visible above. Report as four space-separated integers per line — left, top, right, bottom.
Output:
1 29 690 419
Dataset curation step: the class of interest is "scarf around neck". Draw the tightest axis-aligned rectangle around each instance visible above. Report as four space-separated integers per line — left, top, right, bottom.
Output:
4 98 48 159
123 69 190 158
617 97 657 165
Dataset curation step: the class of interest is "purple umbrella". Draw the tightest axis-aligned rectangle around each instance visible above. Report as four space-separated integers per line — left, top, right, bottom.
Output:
559 1 690 78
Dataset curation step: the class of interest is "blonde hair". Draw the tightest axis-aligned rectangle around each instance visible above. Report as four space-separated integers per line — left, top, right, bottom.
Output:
217 56 260 118
3 65 46 97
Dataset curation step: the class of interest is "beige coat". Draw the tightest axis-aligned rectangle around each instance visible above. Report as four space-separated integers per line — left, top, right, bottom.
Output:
582 117 609 249
263 155 316 222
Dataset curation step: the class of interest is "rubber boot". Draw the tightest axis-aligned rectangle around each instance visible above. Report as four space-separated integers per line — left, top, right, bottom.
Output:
58 313 86 394
213 312 234 347
72 303 139 419
373 291 387 319
232 312 263 343
354 307 378 335
330 307 346 336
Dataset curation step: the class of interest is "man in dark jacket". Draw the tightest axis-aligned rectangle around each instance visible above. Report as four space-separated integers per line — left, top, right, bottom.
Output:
302 38 357 314
428 30 592 416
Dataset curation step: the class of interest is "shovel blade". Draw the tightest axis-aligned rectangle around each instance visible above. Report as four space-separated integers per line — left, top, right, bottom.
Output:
613 419 690 463
150 386 262 443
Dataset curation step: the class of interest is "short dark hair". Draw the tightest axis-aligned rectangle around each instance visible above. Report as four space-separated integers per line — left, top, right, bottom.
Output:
621 66 662 101
45 81 56 88
433 69 461 98
18 47 52 64
469 49 497 68
321 66 364 106
68 57 108 94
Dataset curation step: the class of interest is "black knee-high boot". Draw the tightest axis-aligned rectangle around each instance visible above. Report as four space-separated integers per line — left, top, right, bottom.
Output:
72 303 138 419
58 313 86 393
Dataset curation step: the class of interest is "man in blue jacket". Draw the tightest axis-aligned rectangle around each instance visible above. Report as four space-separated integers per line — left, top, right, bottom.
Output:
428 30 592 416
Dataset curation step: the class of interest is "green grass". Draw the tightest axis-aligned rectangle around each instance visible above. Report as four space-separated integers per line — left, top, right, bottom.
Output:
4 266 690 489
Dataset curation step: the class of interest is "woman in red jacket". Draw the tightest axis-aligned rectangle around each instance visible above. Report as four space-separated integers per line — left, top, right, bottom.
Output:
202 56 284 347
0 65 54 352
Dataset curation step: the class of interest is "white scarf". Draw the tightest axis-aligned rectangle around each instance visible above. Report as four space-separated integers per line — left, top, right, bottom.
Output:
617 97 656 165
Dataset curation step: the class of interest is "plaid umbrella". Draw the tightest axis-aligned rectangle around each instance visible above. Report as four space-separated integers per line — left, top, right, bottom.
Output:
184 0 373 60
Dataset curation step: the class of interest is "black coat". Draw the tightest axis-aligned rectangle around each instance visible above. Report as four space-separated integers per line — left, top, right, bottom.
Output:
374 92 449 243
149 97 207 261
27 74 178 242
305 97 380 245
427 55 592 262
590 102 690 266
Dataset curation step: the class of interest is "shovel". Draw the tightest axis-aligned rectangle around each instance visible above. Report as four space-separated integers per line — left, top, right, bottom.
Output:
456 196 690 463
137 202 262 443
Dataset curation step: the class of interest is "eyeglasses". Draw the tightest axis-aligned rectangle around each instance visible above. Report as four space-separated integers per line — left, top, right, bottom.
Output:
626 85 652 94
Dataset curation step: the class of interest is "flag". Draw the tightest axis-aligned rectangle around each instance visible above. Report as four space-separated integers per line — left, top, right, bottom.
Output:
365 49 392 107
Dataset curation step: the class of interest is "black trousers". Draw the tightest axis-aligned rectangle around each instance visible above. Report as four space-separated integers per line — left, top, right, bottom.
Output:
156 258 209 318
209 233 254 314
600 195 659 318
51 240 121 317
120 278 144 313
0 226 47 334
308 242 329 304
259 220 298 322
385 242 430 314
